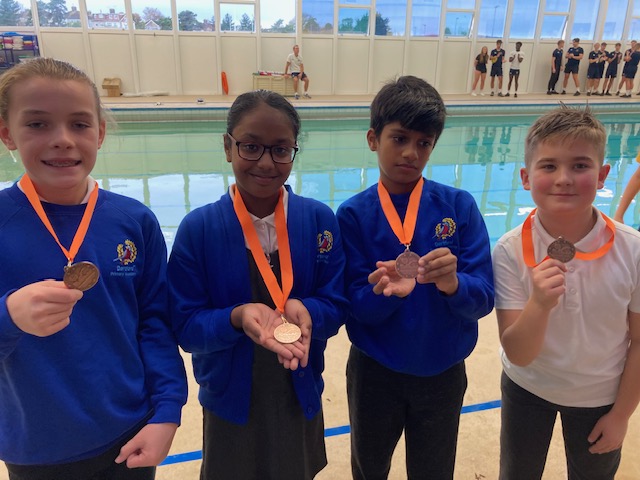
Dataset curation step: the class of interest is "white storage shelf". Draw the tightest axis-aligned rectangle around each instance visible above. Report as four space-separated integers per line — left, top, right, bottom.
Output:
252 75 298 97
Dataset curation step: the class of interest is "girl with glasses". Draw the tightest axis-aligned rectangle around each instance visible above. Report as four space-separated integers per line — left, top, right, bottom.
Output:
168 89 348 479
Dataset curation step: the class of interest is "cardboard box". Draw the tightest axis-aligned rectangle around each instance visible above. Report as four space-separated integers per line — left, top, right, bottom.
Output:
102 77 121 97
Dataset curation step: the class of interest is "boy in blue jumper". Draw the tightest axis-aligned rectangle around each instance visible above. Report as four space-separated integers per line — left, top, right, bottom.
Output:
336 76 494 479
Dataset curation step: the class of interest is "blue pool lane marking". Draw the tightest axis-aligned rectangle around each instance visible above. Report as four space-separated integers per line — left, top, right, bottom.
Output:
160 399 501 466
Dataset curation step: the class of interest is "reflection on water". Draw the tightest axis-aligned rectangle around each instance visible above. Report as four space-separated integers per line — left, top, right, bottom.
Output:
1 114 639 250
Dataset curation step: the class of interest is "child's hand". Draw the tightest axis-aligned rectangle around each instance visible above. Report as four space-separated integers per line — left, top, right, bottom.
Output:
531 259 566 310
115 423 178 467
233 303 306 369
587 411 627 454
417 248 459 295
7 280 83 337
368 260 416 298
283 299 312 369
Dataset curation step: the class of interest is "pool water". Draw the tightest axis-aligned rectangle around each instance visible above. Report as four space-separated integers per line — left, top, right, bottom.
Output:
1 114 639 250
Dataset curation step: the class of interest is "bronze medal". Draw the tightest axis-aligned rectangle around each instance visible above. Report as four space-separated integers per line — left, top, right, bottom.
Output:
274 316 302 344
63 261 100 291
395 250 420 278
547 237 576 263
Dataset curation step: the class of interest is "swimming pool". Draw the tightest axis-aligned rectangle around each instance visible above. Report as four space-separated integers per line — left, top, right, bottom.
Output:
1 113 639 249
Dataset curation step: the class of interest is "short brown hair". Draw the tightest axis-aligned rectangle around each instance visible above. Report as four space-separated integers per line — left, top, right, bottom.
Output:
524 104 606 168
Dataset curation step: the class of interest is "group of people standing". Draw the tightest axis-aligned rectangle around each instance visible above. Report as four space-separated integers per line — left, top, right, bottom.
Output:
548 38 640 97
472 39 524 97
1 56 640 480
473 37 640 98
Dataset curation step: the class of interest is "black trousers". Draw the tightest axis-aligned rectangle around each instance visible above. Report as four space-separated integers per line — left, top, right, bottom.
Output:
548 69 560 91
347 346 467 480
499 372 621 480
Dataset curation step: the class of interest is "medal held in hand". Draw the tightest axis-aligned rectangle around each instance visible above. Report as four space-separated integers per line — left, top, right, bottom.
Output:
274 315 302 344
377 178 424 279
63 261 100 291
547 237 576 263
395 248 421 278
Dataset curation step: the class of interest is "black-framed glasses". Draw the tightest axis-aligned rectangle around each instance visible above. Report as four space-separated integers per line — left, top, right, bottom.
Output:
227 133 298 164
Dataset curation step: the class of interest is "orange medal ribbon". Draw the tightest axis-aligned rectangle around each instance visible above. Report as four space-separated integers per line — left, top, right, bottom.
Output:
522 208 615 267
232 185 293 314
377 177 424 248
19 174 99 266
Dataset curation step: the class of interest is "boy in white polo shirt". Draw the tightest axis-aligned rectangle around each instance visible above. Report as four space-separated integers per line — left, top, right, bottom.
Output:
492 105 640 480
505 42 524 98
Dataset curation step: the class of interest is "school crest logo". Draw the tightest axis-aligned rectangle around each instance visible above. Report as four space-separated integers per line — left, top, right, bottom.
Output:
435 218 456 240
317 230 333 253
114 239 137 265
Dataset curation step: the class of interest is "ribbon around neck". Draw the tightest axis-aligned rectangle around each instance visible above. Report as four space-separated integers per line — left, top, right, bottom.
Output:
377 177 424 247
232 185 293 314
19 174 98 266
522 208 615 268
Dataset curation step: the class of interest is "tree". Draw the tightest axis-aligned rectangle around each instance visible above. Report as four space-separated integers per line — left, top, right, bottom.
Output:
202 16 215 32
354 13 368 34
0 0 22 26
375 13 391 36
220 13 234 31
142 7 162 22
46 0 68 27
36 0 50 26
302 13 320 33
239 13 253 32
179 10 200 31
132 12 145 30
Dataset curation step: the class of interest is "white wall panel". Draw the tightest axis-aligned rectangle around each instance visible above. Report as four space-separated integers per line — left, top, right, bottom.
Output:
336 38 369 94
179 35 218 95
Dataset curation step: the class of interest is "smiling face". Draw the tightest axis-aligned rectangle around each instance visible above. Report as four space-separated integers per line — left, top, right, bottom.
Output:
368 121 436 195
521 138 609 221
225 102 296 218
0 77 105 205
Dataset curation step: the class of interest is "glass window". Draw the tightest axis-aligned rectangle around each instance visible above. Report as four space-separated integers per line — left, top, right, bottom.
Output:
477 0 507 38
86 1 127 30
444 12 472 37
338 7 369 35
540 14 567 39
634 3 640 16
545 0 570 12
603 0 628 39
261 0 295 32
376 0 406 36
447 0 474 8
339 0 371 4
176 1 214 31
411 0 441 37
302 0 333 33
220 3 254 32
571 0 598 40
38 0 80 27
510 0 539 38
131 1 173 30
630 18 640 40
0 0 32 26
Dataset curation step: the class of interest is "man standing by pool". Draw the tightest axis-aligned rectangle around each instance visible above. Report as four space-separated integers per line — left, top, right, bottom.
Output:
490 40 506 96
562 38 584 96
547 39 564 94
284 44 311 99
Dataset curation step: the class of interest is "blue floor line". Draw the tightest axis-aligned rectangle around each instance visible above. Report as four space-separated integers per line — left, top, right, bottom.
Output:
160 399 501 466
